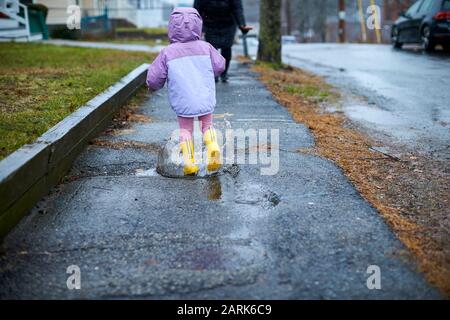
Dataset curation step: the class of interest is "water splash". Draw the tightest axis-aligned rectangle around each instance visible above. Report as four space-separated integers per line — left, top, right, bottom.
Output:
156 129 223 179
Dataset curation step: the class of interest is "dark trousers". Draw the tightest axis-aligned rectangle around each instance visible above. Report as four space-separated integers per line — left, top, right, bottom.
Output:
215 46 232 77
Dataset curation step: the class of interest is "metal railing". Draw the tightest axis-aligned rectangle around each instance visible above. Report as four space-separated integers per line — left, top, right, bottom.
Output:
0 0 31 41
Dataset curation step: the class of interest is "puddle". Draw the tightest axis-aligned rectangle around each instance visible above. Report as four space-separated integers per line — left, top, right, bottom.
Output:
342 98 423 143
169 244 264 271
151 125 279 209
345 103 405 126
210 175 281 209
135 168 159 177
171 246 225 270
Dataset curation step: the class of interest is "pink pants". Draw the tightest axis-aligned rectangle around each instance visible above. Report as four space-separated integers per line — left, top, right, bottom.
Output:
178 113 213 142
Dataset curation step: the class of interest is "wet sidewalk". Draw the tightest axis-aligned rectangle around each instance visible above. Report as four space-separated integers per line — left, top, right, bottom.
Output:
0 62 440 299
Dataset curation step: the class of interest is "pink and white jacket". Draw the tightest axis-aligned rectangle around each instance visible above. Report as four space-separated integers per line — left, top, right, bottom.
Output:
146 7 226 117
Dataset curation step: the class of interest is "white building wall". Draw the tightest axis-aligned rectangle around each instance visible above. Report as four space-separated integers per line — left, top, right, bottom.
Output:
108 0 137 24
118 0 187 28
136 8 163 27
108 0 164 28
36 0 194 28
36 0 98 25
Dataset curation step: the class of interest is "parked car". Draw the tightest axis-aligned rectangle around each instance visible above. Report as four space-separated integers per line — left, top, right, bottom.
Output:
391 0 450 51
282 35 297 45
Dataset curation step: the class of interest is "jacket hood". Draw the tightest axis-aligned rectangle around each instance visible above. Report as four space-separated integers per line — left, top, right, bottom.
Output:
168 7 203 44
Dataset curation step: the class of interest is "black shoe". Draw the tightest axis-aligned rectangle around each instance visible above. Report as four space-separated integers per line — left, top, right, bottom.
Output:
220 74 229 83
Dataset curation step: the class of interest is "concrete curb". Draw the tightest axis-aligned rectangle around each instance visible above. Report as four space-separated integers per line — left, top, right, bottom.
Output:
0 63 150 239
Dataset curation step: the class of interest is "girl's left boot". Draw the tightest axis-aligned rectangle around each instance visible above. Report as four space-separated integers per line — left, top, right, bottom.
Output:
203 127 222 172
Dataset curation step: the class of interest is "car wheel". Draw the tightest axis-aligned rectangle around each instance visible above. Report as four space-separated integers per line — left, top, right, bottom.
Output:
391 27 403 49
421 26 435 52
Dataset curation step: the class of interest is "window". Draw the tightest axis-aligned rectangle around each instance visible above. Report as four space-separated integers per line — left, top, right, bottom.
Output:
418 0 434 14
442 0 450 11
406 0 423 16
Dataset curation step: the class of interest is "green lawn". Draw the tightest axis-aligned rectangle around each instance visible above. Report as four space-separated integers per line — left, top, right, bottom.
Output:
0 43 154 160
108 38 169 46
113 27 169 46
116 27 168 35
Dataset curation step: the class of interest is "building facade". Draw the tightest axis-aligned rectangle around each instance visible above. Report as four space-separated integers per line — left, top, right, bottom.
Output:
35 0 193 27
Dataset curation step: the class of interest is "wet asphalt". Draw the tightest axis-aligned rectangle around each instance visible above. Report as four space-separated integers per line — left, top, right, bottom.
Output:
0 62 441 299
281 43 450 161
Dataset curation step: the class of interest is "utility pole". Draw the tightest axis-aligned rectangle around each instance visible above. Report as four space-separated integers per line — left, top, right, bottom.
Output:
338 0 346 43
370 0 382 43
357 0 367 42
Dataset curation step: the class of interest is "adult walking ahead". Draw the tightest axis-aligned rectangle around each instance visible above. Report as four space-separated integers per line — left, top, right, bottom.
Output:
194 0 252 82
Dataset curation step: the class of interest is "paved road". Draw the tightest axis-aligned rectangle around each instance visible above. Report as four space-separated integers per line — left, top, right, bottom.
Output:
0 62 440 299
281 44 450 160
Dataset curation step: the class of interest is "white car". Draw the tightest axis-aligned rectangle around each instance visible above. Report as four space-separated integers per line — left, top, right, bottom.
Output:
282 35 297 45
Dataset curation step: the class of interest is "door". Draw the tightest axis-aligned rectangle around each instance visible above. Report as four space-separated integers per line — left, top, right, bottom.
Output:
399 0 423 42
410 0 434 42
442 0 450 32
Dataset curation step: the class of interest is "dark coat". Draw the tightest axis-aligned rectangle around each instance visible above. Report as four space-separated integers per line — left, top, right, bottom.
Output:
194 0 246 49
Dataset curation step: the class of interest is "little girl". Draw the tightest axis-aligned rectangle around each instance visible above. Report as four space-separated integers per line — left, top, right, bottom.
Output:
147 7 226 176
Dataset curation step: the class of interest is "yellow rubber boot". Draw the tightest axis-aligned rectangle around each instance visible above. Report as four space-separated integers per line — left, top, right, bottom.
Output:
203 128 222 172
180 139 199 176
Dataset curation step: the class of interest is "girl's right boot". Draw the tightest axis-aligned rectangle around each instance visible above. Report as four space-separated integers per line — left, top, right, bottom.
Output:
180 139 199 176
203 127 222 172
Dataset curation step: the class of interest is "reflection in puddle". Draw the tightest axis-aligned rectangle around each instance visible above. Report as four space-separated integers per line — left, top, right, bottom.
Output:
172 247 224 270
207 176 222 201
170 244 264 271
